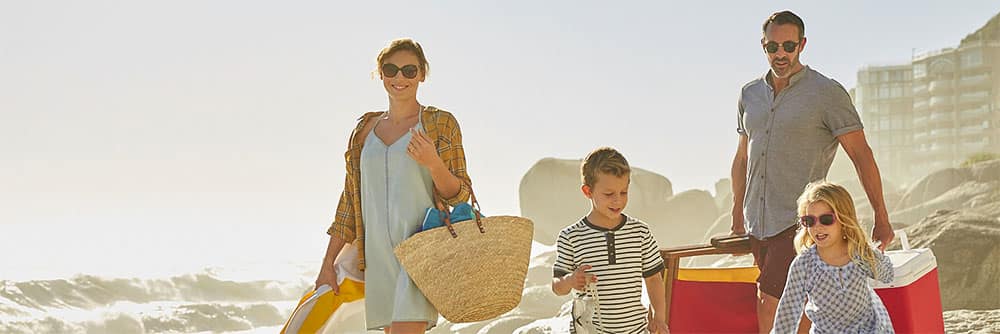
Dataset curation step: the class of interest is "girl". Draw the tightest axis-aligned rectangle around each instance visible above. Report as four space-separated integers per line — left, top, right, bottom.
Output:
771 181 895 333
316 38 473 334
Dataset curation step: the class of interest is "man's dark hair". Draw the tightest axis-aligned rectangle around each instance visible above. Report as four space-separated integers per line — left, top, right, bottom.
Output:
763 10 805 40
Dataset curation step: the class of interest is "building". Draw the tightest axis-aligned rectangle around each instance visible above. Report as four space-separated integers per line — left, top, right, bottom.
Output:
854 13 1000 183
854 64 913 183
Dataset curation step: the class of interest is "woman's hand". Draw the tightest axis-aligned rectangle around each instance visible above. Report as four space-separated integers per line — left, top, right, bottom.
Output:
406 128 443 170
315 266 339 295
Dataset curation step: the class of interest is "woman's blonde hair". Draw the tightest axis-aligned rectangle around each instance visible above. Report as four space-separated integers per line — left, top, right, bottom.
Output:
375 38 429 78
794 181 880 276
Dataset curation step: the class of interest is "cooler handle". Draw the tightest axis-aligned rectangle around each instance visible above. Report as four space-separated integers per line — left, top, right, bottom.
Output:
897 229 910 250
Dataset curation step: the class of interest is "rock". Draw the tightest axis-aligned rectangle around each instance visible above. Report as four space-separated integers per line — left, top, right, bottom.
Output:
890 181 997 226
714 178 733 212
519 158 672 245
525 249 558 288
943 309 1000 334
512 285 569 319
970 159 1000 183
475 315 536 334
655 189 719 248
901 210 1000 310
897 168 973 211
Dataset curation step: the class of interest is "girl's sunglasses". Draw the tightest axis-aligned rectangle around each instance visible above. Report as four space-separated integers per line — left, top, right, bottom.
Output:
763 40 800 53
800 213 836 228
381 63 419 79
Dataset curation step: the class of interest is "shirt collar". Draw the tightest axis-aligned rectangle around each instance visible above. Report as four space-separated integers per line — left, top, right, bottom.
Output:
762 65 810 90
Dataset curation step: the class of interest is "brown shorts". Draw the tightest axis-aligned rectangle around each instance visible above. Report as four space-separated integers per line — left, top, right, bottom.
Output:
750 225 799 299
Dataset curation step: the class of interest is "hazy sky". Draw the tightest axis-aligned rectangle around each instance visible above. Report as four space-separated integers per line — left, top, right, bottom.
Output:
3 1 999 228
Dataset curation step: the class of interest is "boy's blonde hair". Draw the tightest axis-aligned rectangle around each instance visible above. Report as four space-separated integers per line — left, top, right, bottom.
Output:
794 181 881 276
581 147 630 187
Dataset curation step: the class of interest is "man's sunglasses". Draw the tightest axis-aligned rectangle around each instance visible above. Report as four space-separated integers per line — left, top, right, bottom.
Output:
800 213 836 228
763 40 800 53
381 63 419 79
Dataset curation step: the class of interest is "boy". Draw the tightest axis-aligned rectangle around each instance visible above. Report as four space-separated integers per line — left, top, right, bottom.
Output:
552 147 669 334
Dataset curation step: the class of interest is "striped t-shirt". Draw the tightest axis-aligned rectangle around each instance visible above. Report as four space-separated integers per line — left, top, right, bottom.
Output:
553 214 665 334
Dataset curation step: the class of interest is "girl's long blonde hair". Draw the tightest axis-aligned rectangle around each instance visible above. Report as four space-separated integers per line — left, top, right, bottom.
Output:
794 181 880 276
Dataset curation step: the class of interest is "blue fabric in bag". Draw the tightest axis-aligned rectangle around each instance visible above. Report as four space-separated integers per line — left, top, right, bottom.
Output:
420 202 483 231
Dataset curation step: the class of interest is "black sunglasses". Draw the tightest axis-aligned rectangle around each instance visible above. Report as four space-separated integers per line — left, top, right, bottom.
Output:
381 63 419 79
763 40 800 53
800 214 836 228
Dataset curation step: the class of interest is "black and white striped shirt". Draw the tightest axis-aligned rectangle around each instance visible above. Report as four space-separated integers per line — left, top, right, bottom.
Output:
553 214 665 334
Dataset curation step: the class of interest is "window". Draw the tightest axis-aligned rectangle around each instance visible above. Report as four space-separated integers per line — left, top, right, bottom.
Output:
913 63 927 79
891 85 904 98
960 50 983 68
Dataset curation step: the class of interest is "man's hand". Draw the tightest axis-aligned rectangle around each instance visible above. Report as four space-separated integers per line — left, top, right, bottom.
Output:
871 218 894 252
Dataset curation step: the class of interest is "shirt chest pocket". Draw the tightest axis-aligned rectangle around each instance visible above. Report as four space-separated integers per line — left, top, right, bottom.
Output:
741 102 770 137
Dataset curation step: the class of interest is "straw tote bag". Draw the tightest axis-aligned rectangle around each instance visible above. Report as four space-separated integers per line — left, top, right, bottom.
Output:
393 188 533 323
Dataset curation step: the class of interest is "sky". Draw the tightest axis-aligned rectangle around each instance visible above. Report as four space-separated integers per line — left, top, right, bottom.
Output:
3 1 999 233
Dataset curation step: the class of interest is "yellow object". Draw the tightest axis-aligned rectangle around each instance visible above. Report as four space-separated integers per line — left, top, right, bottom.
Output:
280 279 365 334
676 266 759 283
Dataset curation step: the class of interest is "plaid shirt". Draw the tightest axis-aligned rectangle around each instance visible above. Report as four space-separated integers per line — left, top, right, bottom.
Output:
327 106 472 271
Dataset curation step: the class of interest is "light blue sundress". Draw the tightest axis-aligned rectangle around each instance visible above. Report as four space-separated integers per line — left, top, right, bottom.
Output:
359 114 438 330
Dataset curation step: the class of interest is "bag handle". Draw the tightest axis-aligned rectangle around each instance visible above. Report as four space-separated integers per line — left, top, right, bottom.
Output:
434 184 484 238
426 107 484 238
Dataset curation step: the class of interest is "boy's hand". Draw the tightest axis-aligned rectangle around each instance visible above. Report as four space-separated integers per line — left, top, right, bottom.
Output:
566 265 597 291
649 319 670 334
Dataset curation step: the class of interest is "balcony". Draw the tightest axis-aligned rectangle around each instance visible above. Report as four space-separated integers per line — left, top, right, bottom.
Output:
928 79 953 93
913 99 930 111
929 96 953 108
913 115 929 124
959 74 990 88
912 84 929 97
958 92 990 106
959 106 991 121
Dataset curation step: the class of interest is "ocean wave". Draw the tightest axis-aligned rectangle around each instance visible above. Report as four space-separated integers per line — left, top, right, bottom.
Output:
0 302 288 334
1 272 312 313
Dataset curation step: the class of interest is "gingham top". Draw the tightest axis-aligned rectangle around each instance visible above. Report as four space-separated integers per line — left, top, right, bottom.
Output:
771 245 895 334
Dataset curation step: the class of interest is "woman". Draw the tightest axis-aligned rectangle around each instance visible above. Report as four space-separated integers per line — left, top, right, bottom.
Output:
316 38 472 333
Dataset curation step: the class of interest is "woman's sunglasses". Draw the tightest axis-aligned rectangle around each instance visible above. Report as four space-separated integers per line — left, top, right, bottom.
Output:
763 40 800 53
381 63 419 79
800 213 836 228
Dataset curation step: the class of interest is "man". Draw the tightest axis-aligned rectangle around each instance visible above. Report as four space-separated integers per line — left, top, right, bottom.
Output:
730 10 895 333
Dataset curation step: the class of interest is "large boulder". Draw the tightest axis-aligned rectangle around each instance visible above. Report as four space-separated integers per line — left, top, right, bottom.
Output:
901 210 1000 310
890 181 998 226
896 168 973 211
970 159 1000 183
714 178 733 212
519 158 673 245
654 189 720 248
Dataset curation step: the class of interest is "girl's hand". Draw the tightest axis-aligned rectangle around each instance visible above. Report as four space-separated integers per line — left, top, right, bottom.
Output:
406 128 443 169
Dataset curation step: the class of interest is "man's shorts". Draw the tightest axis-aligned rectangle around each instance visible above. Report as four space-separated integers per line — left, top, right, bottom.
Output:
750 225 799 299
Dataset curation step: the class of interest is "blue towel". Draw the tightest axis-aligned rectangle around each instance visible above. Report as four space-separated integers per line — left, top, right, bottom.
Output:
420 203 483 231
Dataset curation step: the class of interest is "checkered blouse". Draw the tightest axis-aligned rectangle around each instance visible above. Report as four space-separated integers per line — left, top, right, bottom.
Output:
771 245 895 334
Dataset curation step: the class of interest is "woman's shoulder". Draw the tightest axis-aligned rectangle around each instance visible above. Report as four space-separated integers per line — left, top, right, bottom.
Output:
423 106 459 125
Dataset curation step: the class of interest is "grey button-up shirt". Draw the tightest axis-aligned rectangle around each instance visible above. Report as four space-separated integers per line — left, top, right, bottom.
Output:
737 66 863 239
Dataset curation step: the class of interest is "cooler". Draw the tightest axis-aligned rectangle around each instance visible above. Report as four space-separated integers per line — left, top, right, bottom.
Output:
872 231 945 333
662 236 760 333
